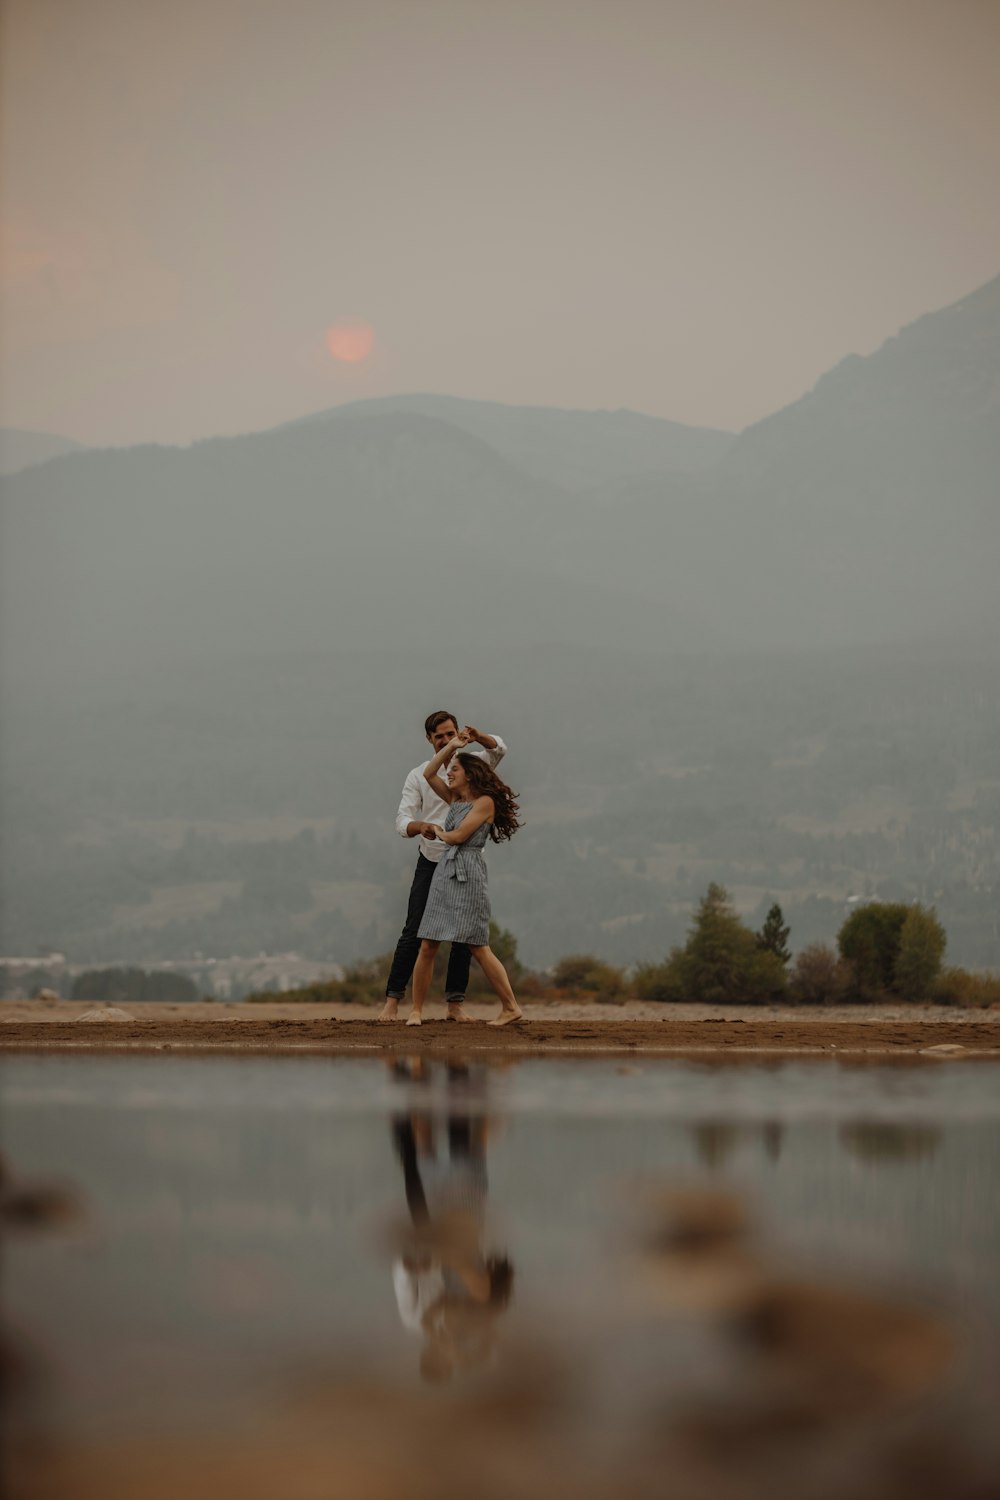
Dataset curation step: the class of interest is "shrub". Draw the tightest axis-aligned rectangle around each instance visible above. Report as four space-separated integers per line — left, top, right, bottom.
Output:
247 952 392 1005
930 967 1000 1009
789 943 853 1005
516 971 547 1000
632 959 681 1002
551 954 625 1000
246 929 527 1005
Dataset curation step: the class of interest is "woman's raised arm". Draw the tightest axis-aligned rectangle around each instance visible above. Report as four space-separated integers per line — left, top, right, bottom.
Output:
423 735 462 802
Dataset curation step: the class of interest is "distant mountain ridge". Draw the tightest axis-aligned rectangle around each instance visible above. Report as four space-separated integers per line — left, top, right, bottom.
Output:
282 392 735 490
0 427 88 476
1 270 997 692
710 270 1000 641
547 271 1000 648
731 271 1000 468
0 407 710 693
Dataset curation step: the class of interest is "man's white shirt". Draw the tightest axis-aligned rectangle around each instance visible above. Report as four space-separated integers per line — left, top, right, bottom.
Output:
394 735 507 863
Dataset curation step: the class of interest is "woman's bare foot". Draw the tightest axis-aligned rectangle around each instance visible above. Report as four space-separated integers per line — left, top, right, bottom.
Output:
405 1012 422 1027
377 998 399 1023
446 1002 473 1023
488 1005 523 1028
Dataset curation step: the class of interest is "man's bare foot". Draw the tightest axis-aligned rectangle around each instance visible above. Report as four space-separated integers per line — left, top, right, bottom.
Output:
446 1002 473 1022
488 1006 523 1028
405 1013 422 1027
377 999 400 1023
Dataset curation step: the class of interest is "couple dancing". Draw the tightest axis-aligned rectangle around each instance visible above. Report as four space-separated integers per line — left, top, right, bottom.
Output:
379 711 524 1027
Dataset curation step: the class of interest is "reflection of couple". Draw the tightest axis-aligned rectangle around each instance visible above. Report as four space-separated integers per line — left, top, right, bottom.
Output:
379 711 523 1027
389 1059 514 1382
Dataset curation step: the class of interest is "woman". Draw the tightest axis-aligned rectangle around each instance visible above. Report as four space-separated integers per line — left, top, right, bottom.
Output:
406 735 523 1027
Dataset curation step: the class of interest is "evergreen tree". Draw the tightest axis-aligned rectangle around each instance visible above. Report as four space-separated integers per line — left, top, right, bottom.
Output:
755 902 791 964
666 883 787 1005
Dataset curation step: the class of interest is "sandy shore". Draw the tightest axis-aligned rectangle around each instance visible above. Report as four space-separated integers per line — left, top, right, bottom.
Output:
2 998 998 1057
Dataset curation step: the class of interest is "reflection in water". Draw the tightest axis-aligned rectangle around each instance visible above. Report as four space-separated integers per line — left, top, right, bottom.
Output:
692 1119 741 1168
692 1119 785 1169
0 1151 86 1235
388 1059 514 1381
624 1185 966 1492
762 1120 784 1163
839 1122 942 1164
635 1184 953 1397
1 1152 88 1432
693 1119 940 1171
3 1054 999 1500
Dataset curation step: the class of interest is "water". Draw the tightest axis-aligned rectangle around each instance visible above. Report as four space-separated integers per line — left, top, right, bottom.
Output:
3 1053 999 1497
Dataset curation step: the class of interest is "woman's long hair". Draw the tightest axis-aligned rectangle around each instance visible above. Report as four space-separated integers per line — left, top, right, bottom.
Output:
457 753 521 843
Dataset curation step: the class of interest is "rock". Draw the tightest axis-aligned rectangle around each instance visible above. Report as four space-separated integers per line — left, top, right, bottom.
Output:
918 1042 967 1058
74 1006 134 1023
36 988 61 1004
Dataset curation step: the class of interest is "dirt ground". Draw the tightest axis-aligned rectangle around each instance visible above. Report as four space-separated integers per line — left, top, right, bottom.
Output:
2 998 998 1056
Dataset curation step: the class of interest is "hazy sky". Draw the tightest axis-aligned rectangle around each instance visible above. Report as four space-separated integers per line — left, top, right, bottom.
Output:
1 0 998 447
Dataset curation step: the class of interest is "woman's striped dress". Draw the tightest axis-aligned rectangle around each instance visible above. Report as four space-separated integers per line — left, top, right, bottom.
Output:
418 802 491 945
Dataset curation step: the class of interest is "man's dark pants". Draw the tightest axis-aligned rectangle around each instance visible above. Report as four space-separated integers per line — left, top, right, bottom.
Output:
385 853 471 1002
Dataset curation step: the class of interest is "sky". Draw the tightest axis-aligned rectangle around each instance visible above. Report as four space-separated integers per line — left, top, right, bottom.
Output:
1 0 998 448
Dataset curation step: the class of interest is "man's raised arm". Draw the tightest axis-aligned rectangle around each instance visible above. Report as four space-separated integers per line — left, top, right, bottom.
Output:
463 726 507 770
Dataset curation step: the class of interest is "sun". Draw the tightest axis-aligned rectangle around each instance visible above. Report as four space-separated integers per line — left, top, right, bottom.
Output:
325 322 374 364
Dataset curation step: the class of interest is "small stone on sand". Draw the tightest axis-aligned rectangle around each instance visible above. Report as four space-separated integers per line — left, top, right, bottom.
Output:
74 1006 134 1023
918 1042 967 1057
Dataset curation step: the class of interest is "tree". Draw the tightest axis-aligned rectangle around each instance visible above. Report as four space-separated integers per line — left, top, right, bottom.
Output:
652 883 787 1006
755 903 791 964
839 1124 940 1164
894 905 946 1000
837 902 910 993
71 967 198 1004
837 901 946 998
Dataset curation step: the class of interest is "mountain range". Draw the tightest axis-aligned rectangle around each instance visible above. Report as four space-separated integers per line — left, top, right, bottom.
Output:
1 273 998 968
3 272 996 684
290 391 734 489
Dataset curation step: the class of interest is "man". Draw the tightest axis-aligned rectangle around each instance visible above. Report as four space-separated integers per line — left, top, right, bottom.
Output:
379 711 506 1022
